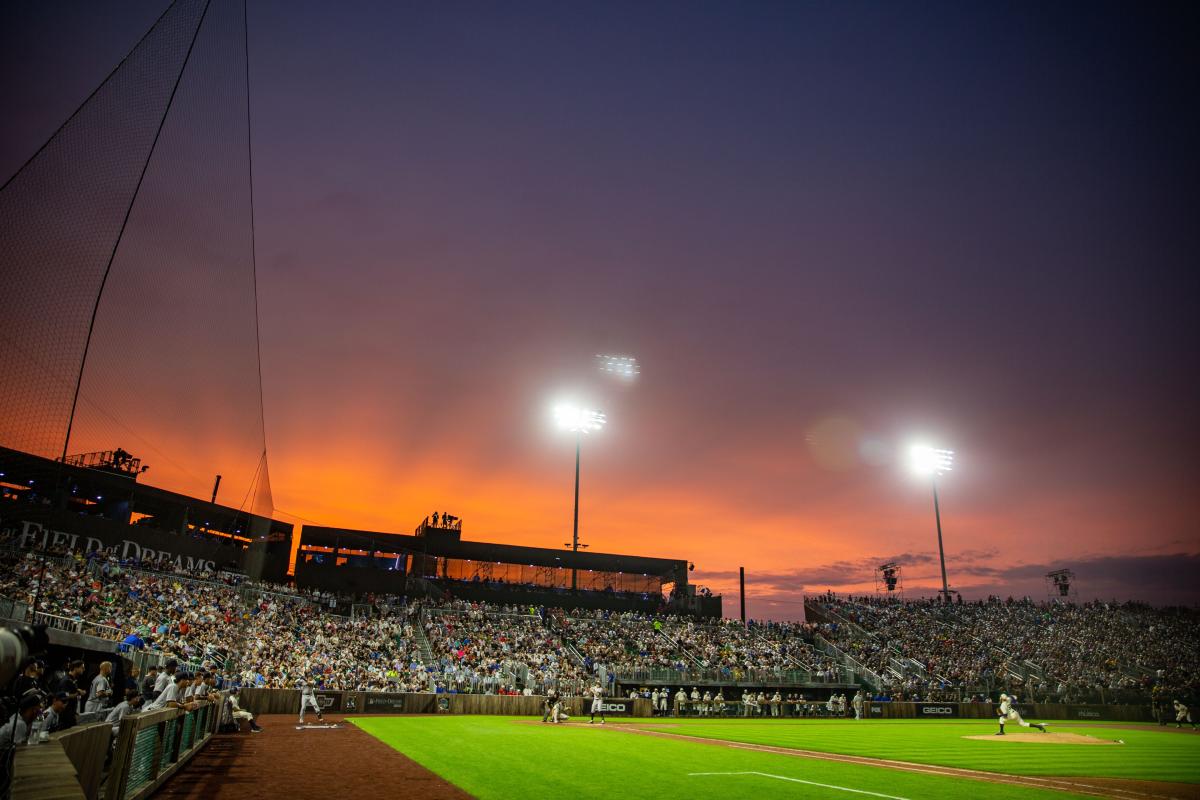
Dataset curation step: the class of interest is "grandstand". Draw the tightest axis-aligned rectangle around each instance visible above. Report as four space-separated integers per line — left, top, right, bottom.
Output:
1 0 1195 798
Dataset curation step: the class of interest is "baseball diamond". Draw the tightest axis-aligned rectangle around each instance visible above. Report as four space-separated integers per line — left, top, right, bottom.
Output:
1 0 1196 799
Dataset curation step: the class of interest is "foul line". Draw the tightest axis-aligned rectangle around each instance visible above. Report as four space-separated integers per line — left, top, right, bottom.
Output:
603 725 1183 800
689 771 912 799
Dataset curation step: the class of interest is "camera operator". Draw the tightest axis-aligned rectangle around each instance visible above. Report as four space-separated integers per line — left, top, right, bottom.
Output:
1 695 44 800
1 625 51 800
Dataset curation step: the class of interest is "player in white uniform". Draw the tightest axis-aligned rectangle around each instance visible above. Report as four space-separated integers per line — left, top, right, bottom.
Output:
658 688 668 716
852 690 864 720
1174 700 1197 729
84 662 113 713
228 688 263 732
996 693 1046 734
298 679 325 723
588 684 606 724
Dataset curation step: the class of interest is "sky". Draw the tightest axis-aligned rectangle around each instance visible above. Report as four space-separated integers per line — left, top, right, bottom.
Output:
1 0 1197 617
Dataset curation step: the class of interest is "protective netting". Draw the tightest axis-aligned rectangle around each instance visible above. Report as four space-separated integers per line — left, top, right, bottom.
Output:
0 0 272 518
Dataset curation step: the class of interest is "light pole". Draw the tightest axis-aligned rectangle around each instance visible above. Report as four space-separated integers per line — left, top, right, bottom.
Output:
554 403 605 590
909 444 955 602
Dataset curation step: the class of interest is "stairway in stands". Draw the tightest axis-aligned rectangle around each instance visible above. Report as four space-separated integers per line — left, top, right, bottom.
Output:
412 608 436 665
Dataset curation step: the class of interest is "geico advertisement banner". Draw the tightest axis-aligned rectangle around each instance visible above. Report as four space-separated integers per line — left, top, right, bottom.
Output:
587 700 633 716
914 703 959 717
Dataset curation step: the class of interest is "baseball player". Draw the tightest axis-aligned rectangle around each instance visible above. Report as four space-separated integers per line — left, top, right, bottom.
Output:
552 692 569 723
713 690 726 717
996 693 1047 734
701 690 712 717
298 679 325 724
852 690 864 720
228 688 263 732
541 689 558 723
658 688 669 716
1174 700 1197 729
84 662 113 713
588 683 606 724
105 691 144 736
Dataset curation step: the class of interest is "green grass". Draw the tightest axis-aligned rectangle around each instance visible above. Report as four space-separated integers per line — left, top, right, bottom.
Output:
346 715 1175 799
642 718 1200 784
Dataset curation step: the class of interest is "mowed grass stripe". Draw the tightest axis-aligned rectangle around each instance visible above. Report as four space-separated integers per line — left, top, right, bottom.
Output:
639 719 1200 784
350 716 1097 800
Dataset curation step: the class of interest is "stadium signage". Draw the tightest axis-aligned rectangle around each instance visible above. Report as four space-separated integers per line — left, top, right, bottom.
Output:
6 518 218 572
316 693 343 712
915 703 958 717
364 694 411 712
595 701 632 715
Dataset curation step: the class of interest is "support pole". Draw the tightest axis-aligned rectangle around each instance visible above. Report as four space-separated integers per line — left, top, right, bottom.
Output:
571 431 580 591
210 474 222 504
933 478 950 601
739 566 746 624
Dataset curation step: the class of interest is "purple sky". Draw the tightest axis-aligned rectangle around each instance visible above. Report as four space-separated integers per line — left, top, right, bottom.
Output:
2 0 1197 617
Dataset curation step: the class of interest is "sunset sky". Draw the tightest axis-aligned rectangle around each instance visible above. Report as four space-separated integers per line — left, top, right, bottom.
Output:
2 0 1196 617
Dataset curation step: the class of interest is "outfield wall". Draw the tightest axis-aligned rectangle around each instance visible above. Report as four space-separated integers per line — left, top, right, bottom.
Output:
237 689 1149 722
865 701 1153 722
238 688 653 717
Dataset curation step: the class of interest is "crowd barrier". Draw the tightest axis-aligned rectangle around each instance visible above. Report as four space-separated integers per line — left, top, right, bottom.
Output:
106 697 224 800
11 698 223 800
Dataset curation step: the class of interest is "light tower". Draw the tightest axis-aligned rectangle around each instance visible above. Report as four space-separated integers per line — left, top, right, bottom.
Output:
908 444 955 602
553 403 606 590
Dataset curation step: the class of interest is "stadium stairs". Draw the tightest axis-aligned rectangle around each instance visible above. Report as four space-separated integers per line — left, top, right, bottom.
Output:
413 608 437 666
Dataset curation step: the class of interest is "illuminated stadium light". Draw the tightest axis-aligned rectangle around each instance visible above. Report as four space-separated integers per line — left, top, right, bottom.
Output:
595 354 639 378
554 401 608 590
553 403 606 434
906 442 956 602
909 444 954 476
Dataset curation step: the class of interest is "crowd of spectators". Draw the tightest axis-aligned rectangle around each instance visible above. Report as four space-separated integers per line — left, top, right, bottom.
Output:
424 604 583 694
4 543 1195 708
812 595 1200 703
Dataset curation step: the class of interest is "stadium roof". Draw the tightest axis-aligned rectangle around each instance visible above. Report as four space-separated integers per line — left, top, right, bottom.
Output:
299 524 687 580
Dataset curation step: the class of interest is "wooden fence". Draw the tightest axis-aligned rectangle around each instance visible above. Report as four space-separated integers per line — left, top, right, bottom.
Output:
864 701 1154 722
105 697 224 800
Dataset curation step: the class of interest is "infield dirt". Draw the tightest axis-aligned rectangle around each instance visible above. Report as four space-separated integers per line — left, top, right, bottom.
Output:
962 733 1121 745
154 715 470 800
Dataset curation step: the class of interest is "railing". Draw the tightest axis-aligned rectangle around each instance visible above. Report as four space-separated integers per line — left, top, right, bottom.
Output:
613 667 815 686
0 593 30 622
813 634 881 688
107 696 224 800
31 610 123 640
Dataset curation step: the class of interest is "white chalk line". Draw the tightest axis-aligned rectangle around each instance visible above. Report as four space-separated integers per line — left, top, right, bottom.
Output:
611 726 1177 800
688 771 912 799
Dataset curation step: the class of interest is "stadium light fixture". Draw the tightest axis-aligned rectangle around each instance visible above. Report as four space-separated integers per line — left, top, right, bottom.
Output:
554 404 606 434
595 354 639 379
908 444 954 476
553 401 606 591
907 443 955 602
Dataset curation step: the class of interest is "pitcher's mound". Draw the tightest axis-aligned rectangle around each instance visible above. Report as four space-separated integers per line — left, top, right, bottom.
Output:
964 732 1120 745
